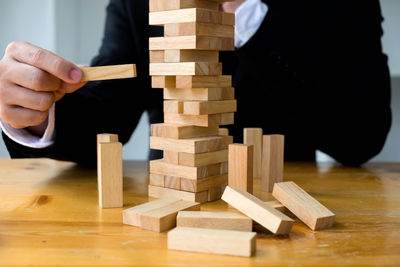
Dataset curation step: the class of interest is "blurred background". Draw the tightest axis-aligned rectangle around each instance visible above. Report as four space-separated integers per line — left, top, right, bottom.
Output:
0 0 399 162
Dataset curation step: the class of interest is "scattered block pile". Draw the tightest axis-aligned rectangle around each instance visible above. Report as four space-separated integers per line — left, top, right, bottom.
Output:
148 0 236 203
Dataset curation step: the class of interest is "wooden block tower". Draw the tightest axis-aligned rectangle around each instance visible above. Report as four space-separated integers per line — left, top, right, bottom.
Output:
148 0 236 203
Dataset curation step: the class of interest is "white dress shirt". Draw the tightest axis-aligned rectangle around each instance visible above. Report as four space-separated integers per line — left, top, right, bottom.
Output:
0 0 268 149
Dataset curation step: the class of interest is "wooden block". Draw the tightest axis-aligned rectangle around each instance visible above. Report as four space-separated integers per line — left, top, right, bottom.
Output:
80 64 136 81
182 100 236 115
123 199 200 232
164 100 183 113
164 112 234 127
97 142 123 208
163 151 179 164
164 50 219 63
180 174 227 192
150 62 222 76
207 184 226 201
164 22 234 38
148 185 208 203
176 75 231 88
164 87 234 101
219 128 229 136
97 133 119 143
177 211 252 231
265 200 296 218
149 8 235 26
177 149 228 167
228 144 253 194
150 36 234 51
221 186 294 235
150 159 227 180
168 227 256 257
244 128 263 178
151 123 219 139
165 176 181 190
151 135 233 153
149 0 219 12
149 50 165 63
149 173 165 187
152 76 176 88
261 135 285 192
272 182 335 230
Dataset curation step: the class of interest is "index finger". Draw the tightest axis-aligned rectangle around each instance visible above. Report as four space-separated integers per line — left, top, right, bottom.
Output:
8 42 82 84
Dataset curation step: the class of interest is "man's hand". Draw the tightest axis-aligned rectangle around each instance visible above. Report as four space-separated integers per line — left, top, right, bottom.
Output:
220 0 246 13
0 42 86 132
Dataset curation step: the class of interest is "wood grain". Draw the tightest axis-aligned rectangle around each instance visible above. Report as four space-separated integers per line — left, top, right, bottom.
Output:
80 64 136 81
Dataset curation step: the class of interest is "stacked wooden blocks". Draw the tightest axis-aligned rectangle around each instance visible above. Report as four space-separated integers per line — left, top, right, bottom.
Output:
148 0 236 203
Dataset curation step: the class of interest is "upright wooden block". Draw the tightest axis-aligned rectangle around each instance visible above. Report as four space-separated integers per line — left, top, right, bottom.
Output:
175 75 231 88
228 144 253 193
80 64 136 81
261 135 284 192
149 8 235 26
123 198 200 232
164 87 234 101
244 128 263 178
221 186 294 235
150 62 222 76
164 112 234 127
148 185 208 203
150 135 233 153
152 76 176 88
151 123 219 139
149 36 234 51
177 211 252 231
97 142 123 208
149 0 219 12
272 182 335 230
164 22 234 39
97 133 119 144
168 227 256 257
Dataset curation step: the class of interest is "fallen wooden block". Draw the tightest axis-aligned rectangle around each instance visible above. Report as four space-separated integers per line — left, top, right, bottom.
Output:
164 112 234 127
123 198 200 232
150 62 222 76
165 149 228 167
150 135 233 153
180 174 227 192
97 142 123 208
164 22 234 38
175 75 231 88
150 159 227 180
177 211 252 231
149 0 219 12
265 200 296 218
221 186 294 235
261 134 285 192
164 87 234 101
149 36 234 51
80 64 136 81
152 76 176 88
244 128 263 178
272 181 335 230
151 123 219 139
149 8 235 26
228 144 253 193
168 227 256 257
148 185 208 203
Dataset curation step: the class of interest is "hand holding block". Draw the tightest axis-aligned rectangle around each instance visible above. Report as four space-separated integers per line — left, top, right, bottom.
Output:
168 227 256 257
123 198 200 232
80 64 136 81
221 186 294 235
177 211 252 231
272 182 335 230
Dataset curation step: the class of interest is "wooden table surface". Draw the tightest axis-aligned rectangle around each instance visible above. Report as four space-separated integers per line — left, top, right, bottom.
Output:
0 159 399 266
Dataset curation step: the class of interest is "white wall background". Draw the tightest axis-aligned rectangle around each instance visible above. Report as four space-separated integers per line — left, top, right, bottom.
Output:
0 0 399 162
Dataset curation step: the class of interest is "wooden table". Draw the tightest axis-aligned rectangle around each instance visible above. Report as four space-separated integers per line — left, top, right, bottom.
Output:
0 159 399 266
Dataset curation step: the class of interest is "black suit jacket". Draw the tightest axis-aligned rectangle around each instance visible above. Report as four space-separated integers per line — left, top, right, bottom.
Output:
3 0 391 166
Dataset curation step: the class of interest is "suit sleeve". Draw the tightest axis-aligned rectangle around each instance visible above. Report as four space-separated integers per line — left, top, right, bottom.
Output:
3 0 151 166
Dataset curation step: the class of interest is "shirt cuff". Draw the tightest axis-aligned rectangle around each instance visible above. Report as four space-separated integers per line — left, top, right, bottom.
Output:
235 0 269 48
0 104 55 148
